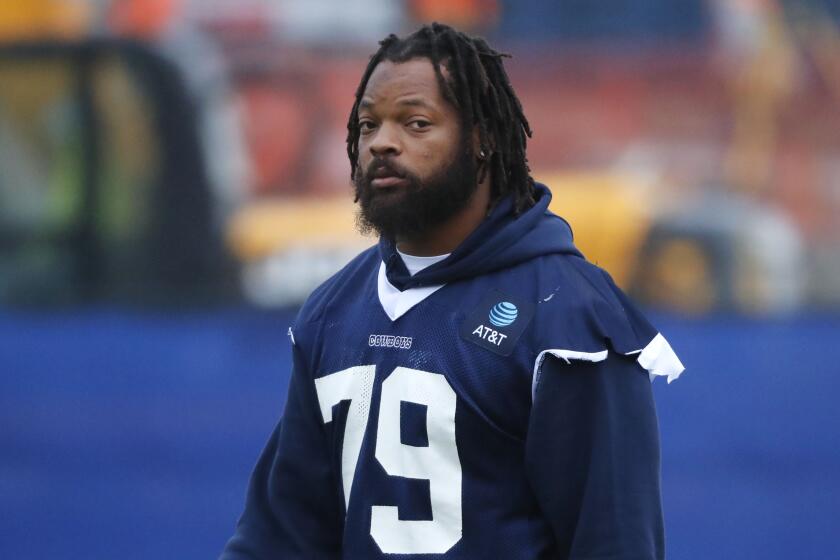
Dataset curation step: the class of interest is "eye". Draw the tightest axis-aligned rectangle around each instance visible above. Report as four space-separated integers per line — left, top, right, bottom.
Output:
358 120 377 134
407 119 431 131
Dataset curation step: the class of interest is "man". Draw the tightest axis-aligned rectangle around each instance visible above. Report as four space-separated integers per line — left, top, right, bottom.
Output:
221 23 683 559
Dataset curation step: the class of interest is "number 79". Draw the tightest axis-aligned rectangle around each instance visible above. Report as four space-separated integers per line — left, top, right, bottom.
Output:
314 365 462 554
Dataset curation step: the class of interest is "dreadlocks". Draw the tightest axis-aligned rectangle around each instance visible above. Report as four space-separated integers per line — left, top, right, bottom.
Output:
347 22 536 214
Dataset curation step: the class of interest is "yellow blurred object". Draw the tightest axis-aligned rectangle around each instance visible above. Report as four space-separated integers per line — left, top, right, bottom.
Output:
539 171 653 288
0 58 70 117
724 0 796 195
0 0 91 40
229 172 653 289
645 239 716 314
227 197 369 261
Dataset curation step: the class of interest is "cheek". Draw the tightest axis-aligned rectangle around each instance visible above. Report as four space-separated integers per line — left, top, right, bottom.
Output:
419 134 455 162
413 149 439 177
357 138 369 157
356 149 371 171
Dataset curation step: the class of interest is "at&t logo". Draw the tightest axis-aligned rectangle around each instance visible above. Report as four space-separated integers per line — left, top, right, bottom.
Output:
488 301 518 327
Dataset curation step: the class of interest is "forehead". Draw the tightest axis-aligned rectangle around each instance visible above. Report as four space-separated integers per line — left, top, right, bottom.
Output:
360 58 452 111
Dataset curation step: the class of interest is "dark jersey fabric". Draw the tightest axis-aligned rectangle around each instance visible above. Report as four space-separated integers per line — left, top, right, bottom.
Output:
221 184 678 559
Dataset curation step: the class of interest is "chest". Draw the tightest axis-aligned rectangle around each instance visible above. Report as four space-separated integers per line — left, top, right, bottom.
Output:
310 289 535 444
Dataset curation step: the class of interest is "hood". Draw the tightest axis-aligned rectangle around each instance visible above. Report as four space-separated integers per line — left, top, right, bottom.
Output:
379 182 582 290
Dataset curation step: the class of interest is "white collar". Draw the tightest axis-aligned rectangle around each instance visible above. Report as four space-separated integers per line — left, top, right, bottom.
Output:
377 262 445 321
396 249 450 276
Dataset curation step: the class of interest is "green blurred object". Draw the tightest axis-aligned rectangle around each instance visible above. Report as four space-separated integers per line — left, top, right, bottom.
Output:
0 40 237 307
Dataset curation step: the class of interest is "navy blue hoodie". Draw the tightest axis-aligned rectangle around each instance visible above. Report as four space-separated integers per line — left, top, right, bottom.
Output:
221 183 683 559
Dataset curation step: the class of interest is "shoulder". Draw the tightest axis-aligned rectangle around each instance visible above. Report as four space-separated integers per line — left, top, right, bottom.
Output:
528 253 684 382
294 245 380 328
528 252 657 354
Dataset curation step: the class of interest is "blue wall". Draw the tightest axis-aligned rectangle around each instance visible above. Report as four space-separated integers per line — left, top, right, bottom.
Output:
2 310 838 558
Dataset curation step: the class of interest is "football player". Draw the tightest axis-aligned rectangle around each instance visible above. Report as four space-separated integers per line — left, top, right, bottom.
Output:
221 22 684 559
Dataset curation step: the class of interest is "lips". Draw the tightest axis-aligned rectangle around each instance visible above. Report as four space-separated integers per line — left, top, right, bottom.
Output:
369 164 407 189
371 176 407 188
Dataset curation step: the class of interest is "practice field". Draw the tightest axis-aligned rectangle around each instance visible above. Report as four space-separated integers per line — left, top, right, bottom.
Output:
1 309 838 559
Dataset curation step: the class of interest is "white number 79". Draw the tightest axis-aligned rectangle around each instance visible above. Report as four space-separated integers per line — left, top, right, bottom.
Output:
314 365 462 554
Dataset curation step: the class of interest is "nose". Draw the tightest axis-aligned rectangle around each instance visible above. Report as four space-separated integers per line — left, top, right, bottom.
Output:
368 122 401 157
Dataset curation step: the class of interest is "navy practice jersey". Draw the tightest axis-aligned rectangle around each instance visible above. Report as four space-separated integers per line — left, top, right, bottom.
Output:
221 184 684 559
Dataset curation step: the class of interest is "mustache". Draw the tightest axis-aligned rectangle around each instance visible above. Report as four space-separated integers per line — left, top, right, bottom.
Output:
364 158 409 181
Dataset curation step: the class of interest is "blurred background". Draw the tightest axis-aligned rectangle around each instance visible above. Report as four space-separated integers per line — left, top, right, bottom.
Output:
1 0 838 558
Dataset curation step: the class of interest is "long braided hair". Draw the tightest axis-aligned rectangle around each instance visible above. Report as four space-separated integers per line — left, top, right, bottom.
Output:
346 22 536 214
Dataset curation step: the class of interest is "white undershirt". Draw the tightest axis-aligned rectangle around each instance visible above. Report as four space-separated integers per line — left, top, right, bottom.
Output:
397 249 450 276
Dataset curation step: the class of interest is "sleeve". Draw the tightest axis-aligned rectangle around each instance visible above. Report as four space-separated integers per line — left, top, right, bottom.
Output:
525 351 665 560
220 344 344 559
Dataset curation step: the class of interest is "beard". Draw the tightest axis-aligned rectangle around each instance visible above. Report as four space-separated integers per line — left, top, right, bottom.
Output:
353 141 479 242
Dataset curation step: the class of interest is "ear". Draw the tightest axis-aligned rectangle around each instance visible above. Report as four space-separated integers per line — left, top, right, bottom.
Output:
472 126 489 160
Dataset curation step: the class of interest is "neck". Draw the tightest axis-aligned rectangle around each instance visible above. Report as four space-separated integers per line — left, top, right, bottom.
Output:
396 179 491 257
